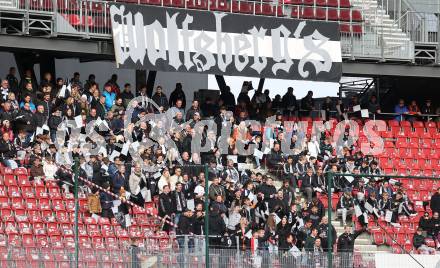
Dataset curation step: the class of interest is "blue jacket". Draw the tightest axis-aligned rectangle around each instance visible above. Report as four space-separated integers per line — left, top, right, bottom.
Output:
112 172 126 193
102 91 116 111
19 101 36 112
394 105 408 121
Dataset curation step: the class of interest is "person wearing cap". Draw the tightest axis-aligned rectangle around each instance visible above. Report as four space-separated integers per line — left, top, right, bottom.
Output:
413 227 436 254
188 111 201 129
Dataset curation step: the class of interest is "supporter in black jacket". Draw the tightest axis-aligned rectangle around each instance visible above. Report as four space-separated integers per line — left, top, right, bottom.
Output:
100 182 114 219
193 205 205 235
430 212 440 237
208 208 226 248
177 209 194 235
33 105 47 128
266 143 283 170
269 190 288 215
276 217 292 249
418 212 432 234
430 187 440 214
257 177 277 202
169 83 186 109
337 226 367 268
158 185 174 232
301 168 316 203
16 105 34 133
318 216 337 252
280 179 295 207
307 206 322 228
151 86 169 112
337 225 365 252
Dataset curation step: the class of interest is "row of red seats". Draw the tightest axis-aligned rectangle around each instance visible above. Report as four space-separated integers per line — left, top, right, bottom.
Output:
380 147 440 158
0 248 182 268
380 158 440 170
0 220 161 240
379 128 440 139
284 0 351 7
291 6 361 21
0 248 135 268
1 232 171 250
0 213 158 230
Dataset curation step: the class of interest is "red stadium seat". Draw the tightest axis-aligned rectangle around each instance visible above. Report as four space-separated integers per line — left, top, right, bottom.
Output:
255 3 276 16
316 8 327 20
373 232 384 245
327 0 338 6
210 0 230 11
340 0 350 7
302 7 315 19
291 6 300 18
351 9 362 21
283 0 302 4
328 8 338 20
163 0 185 7
186 0 208 10
232 1 254 14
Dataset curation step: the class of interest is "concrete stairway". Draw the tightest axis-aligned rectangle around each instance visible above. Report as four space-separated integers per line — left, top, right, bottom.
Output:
351 0 411 50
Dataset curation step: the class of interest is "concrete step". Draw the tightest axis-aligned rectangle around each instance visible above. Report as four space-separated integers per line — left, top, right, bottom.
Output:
354 238 372 245
374 27 404 33
377 245 393 252
354 244 377 251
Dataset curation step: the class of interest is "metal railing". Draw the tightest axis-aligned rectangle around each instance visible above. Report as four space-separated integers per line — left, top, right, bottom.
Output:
0 0 419 61
0 247 379 268
401 11 439 44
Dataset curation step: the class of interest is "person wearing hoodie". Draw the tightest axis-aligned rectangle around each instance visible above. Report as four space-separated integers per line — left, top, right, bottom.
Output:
169 83 186 109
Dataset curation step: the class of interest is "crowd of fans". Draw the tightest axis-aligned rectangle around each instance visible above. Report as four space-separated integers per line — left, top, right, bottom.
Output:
0 67 439 261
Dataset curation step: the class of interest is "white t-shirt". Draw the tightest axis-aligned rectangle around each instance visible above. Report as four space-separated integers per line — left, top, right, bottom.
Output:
194 185 205 197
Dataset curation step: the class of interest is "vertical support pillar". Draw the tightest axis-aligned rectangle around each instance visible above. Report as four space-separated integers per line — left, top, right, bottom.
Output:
215 75 227 92
39 54 56 82
437 12 440 64
73 157 80 268
257 78 265 92
14 52 36 82
204 165 209 268
375 77 380 104
135 69 147 95
327 172 334 268
146 70 156 98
